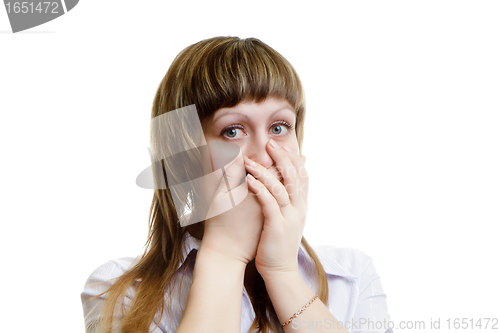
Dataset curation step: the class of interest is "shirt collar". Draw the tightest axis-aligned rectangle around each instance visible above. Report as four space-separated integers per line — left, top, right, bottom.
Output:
177 231 357 279
297 243 358 279
177 231 202 271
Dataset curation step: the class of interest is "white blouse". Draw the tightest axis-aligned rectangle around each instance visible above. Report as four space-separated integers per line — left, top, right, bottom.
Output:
81 232 392 333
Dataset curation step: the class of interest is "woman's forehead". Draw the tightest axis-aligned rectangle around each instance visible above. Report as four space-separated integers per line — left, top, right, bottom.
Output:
212 97 295 122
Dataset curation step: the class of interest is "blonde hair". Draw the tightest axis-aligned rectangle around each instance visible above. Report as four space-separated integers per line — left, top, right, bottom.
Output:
84 36 329 333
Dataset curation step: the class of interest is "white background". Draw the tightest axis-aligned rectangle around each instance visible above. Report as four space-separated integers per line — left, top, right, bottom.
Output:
1 1 499 332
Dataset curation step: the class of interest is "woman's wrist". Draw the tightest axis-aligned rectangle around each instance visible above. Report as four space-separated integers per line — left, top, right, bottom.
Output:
261 269 318 330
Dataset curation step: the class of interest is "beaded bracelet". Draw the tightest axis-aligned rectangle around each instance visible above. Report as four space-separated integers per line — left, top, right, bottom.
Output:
280 294 319 329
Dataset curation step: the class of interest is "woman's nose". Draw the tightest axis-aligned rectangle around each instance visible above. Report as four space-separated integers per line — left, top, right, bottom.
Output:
244 137 283 182
245 138 274 169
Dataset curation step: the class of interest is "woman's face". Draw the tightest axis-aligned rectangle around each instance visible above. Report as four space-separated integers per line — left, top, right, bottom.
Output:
204 96 299 182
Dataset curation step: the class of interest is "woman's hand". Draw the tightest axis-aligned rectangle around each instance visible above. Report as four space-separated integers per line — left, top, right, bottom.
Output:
200 150 265 266
244 139 308 280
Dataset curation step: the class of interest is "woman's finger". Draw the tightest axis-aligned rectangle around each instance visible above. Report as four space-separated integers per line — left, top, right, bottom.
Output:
265 139 302 205
282 149 308 205
243 155 290 208
245 173 284 224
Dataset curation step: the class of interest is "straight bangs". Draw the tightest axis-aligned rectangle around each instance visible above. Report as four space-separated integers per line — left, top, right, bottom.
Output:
170 37 305 126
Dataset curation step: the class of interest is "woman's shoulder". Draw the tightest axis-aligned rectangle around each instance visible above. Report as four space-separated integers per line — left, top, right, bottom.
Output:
87 256 138 277
309 244 376 279
82 256 140 294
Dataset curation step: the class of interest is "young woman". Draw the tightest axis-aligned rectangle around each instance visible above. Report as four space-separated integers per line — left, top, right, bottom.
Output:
81 36 392 333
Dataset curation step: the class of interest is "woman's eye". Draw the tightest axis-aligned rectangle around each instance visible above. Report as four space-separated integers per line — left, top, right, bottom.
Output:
270 121 293 136
271 125 286 135
221 121 293 139
222 127 245 139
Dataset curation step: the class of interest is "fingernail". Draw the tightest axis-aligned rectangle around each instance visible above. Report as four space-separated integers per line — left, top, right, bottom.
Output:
282 145 292 153
244 155 257 167
269 139 279 149
246 173 255 182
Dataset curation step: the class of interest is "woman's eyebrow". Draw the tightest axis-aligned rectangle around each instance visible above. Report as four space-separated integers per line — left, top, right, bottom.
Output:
213 112 250 123
213 107 295 123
